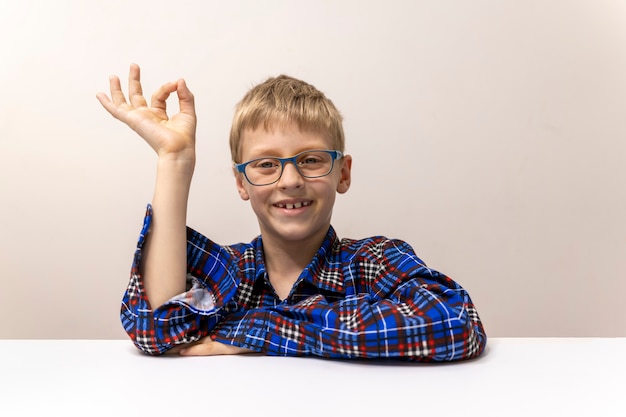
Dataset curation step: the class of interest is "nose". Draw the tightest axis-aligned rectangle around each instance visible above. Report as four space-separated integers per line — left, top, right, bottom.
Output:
277 161 304 189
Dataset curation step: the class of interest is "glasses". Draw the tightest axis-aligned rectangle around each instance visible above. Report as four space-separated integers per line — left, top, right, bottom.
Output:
234 149 344 186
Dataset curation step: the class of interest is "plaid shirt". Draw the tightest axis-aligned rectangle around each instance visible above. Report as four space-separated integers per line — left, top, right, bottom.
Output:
121 205 487 361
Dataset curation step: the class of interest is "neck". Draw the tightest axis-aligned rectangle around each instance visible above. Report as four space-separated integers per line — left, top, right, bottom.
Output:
261 226 329 274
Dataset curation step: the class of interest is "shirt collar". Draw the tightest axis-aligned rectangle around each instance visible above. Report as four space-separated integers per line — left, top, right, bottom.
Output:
251 226 343 294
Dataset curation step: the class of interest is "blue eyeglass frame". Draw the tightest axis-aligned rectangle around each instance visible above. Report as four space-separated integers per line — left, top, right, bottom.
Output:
233 149 344 186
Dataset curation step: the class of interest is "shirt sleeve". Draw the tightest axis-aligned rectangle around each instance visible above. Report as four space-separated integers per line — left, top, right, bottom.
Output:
210 239 487 362
120 205 238 355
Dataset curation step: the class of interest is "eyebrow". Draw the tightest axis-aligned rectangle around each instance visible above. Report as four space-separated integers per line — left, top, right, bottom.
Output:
244 146 330 160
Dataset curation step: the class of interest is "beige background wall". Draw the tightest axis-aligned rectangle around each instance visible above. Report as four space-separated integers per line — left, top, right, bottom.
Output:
1 0 625 339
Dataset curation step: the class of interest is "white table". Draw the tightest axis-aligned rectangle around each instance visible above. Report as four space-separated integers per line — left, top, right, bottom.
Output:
1 338 624 416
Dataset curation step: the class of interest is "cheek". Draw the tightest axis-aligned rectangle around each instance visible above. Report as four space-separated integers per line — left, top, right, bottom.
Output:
246 188 270 207
312 181 339 204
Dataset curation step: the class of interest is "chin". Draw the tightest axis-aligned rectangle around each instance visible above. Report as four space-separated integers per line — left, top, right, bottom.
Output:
277 228 320 242
264 222 327 243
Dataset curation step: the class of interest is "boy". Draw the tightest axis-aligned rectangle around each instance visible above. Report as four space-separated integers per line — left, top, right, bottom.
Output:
96 64 486 360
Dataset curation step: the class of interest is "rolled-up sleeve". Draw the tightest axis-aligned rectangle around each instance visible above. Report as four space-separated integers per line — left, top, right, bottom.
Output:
120 205 236 355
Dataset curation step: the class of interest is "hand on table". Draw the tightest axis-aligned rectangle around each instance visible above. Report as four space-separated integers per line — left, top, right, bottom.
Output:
167 336 255 356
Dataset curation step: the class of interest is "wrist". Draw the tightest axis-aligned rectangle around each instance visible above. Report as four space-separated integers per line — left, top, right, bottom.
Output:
156 154 196 184
157 151 195 170
157 147 196 164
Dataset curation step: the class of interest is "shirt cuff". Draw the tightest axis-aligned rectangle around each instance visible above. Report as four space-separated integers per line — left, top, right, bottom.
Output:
136 203 153 251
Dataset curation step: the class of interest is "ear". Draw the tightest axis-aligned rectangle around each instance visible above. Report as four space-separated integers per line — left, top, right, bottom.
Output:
233 168 250 201
336 154 352 194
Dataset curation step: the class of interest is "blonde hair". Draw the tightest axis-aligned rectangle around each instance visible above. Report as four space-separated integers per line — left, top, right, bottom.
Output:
229 75 345 163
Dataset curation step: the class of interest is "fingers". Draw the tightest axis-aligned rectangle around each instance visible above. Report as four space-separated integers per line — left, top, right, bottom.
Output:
179 342 214 356
95 74 129 120
178 339 253 356
95 91 118 117
128 63 147 108
97 64 193 124
95 91 111 107
108 74 128 106
179 336 218 356
97 64 147 111
150 81 178 112
150 78 195 116
176 79 196 117
96 76 127 119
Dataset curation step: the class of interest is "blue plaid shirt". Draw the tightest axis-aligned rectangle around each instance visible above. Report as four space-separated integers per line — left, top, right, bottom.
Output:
121 205 487 360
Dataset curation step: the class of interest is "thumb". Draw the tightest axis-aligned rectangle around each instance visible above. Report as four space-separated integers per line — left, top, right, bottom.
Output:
176 78 196 116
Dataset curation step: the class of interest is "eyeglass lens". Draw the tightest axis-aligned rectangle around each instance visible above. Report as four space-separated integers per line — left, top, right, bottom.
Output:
245 151 335 185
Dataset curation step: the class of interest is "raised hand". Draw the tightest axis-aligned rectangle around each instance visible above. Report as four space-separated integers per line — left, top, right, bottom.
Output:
97 64 198 309
96 63 197 160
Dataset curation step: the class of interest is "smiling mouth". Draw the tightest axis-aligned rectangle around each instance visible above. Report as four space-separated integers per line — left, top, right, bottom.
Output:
274 201 312 210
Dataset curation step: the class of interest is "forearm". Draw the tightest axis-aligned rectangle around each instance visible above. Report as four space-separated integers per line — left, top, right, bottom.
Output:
141 155 195 308
211 292 486 361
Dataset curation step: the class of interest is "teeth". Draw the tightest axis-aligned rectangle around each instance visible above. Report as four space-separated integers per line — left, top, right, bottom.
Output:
277 201 310 209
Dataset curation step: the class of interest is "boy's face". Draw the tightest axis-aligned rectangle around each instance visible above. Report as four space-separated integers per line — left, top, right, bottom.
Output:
235 123 352 246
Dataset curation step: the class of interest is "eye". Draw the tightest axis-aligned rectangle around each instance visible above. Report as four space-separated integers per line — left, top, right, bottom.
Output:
251 159 279 169
298 154 324 166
